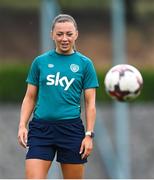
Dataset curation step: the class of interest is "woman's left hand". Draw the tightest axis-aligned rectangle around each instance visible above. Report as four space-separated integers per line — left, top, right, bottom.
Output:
79 136 93 159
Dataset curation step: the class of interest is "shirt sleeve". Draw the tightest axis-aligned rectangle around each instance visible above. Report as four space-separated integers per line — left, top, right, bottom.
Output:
83 60 99 89
26 58 40 86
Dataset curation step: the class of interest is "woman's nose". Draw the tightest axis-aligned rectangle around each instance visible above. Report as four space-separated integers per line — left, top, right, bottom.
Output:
62 34 68 41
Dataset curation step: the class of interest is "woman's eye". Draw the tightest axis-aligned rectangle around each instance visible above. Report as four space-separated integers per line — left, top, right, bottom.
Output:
67 33 73 37
57 33 62 36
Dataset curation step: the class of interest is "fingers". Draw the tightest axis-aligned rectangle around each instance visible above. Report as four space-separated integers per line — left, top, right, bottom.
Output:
79 143 84 155
18 134 27 148
18 130 28 148
23 132 28 147
80 137 93 159
81 146 92 159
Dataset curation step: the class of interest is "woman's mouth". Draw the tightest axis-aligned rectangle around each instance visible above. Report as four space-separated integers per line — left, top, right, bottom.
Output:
61 43 69 49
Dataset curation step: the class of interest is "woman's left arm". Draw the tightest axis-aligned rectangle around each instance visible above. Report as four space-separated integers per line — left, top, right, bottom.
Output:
80 88 96 159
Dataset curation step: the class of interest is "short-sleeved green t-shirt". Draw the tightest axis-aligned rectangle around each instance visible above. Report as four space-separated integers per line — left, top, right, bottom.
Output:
26 50 99 121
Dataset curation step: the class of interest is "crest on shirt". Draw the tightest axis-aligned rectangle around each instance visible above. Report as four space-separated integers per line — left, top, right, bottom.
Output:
70 64 79 73
48 64 54 68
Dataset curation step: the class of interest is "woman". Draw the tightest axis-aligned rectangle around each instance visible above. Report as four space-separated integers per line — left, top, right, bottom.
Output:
18 14 99 179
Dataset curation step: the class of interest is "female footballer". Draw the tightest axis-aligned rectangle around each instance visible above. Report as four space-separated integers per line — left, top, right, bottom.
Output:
18 14 99 179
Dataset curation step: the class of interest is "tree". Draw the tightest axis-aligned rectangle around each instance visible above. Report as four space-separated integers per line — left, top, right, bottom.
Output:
124 0 136 24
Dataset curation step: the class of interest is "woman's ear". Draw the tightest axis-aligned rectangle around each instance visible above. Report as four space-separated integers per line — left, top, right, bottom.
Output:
75 30 78 40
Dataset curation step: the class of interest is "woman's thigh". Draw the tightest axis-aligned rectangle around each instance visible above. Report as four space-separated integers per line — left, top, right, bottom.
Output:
61 163 84 179
25 159 52 179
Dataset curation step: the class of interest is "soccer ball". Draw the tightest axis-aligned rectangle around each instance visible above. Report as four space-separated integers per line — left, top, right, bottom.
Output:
104 64 143 101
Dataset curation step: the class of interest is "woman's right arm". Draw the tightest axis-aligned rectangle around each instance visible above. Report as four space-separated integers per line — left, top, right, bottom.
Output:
18 84 38 148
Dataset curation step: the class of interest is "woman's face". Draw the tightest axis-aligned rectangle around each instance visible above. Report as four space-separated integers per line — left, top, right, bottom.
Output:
52 21 78 54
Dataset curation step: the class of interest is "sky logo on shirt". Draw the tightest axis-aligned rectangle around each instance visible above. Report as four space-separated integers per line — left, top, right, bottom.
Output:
46 72 75 91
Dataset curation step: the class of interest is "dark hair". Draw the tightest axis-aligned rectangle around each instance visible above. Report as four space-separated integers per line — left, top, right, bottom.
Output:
51 14 78 31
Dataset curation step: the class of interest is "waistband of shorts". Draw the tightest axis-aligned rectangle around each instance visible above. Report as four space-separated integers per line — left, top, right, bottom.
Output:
31 117 82 124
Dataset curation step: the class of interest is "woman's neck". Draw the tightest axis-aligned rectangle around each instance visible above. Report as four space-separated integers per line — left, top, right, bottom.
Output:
55 48 75 55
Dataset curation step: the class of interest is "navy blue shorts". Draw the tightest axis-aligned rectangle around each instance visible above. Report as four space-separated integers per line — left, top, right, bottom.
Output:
26 117 87 164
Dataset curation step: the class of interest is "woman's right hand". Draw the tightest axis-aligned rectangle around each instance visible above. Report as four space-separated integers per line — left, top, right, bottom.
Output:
18 84 37 148
18 126 28 148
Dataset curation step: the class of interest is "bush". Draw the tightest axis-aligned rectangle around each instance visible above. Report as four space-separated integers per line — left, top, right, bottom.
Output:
138 69 154 102
0 64 29 102
0 65 153 103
